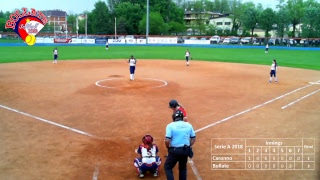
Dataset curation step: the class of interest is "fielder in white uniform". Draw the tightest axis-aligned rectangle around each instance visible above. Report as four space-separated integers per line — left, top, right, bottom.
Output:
53 47 58 64
185 49 191 66
269 59 278 83
105 41 109 50
127 55 137 80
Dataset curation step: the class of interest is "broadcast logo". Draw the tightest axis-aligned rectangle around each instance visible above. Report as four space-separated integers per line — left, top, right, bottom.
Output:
5 8 47 46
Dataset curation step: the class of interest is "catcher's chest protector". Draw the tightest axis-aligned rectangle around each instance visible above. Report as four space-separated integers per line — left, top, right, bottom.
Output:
141 146 157 164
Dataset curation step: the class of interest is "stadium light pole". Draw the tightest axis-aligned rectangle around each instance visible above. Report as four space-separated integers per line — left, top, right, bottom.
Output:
54 16 56 38
146 0 149 44
85 14 88 39
115 17 117 38
65 13 68 38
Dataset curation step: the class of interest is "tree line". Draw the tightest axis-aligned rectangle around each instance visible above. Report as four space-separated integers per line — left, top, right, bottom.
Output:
1 0 320 38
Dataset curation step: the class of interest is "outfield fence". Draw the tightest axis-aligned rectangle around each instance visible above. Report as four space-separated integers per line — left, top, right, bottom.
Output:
1 33 320 47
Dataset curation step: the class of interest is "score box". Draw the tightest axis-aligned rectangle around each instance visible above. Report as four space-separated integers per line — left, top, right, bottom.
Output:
211 138 315 170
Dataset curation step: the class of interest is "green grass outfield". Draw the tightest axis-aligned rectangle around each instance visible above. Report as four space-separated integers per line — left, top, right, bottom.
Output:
0 46 319 70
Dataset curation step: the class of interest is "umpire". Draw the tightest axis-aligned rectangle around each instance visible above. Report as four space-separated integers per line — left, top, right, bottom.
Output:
164 109 196 180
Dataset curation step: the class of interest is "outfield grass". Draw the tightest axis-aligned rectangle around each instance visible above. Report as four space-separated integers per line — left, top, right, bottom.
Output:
0 46 319 70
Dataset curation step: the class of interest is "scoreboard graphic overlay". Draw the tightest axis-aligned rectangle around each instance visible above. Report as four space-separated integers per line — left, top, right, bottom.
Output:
211 138 315 170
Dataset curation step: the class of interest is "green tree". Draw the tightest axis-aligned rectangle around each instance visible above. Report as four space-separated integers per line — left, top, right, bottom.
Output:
115 16 128 35
301 6 320 38
229 0 243 32
193 0 206 34
0 11 4 18
286 0 305 37
115 2 143 34
168 21 186 35
139 11 168 35
259 8 276 37
206 24 217 35
67 13 78 34
275 1 290 38
0 18 6 32
91 1 110 34
219 0 230 13
241 2 260 36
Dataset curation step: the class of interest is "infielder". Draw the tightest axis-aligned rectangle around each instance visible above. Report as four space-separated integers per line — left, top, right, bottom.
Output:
53 47 58 64
185 49 191 66
134 134 161 178
169 99 188 122
269 59 278 83
127 55 137 81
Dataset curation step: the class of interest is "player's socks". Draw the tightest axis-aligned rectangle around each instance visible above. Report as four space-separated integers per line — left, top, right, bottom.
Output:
269 77 272 82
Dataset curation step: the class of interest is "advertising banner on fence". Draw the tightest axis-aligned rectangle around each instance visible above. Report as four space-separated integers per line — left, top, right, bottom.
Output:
54 38 72 43
82 39 95 44
108 39 126 44
36 37 54 43
126 39 136 44
71 38 82 44
184 40 211 45
136 39 146 44
95 39 107 44
148 37 178 44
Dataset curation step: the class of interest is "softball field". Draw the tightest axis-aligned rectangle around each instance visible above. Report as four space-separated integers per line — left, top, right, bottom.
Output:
0 59 319 180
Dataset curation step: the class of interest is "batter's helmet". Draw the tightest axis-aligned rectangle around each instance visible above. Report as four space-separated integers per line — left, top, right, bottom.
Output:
169 99 179 108
142 134 153 145
172 110 184 121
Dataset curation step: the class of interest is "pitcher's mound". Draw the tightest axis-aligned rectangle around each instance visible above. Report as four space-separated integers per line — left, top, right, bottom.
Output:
95 78 167 89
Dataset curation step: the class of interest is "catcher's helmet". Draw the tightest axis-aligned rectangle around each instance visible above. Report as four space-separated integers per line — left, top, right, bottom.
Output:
142 134 153 144
172 110 184 121
169 99 179 108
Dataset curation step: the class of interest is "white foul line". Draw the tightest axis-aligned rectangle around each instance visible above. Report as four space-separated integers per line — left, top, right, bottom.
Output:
0 104 101 139
188 159 202 180
188 80 319 180
92 165 99 180
281 89 320 109
195 81 317 133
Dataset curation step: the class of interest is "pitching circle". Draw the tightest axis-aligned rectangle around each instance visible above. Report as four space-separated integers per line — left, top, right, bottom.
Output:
95 78 168 89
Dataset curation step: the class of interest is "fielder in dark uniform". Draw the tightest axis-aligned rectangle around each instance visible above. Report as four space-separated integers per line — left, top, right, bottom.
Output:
164 110 196 180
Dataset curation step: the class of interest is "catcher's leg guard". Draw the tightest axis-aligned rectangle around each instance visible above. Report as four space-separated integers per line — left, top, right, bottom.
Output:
134 158 142 175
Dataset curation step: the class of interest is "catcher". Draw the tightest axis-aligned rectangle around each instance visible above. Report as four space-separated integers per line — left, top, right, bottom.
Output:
134 134 161 178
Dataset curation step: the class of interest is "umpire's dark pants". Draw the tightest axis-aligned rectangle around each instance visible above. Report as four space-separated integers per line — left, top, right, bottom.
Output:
164 147 189 180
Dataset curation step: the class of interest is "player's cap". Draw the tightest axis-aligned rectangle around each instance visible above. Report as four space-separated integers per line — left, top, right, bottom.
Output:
169 99 179 108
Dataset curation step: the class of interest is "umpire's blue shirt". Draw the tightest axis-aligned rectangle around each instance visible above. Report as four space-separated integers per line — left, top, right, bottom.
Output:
165 121 196 148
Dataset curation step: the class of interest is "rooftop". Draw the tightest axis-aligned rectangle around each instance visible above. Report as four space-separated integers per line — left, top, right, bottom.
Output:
42 10 67 17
